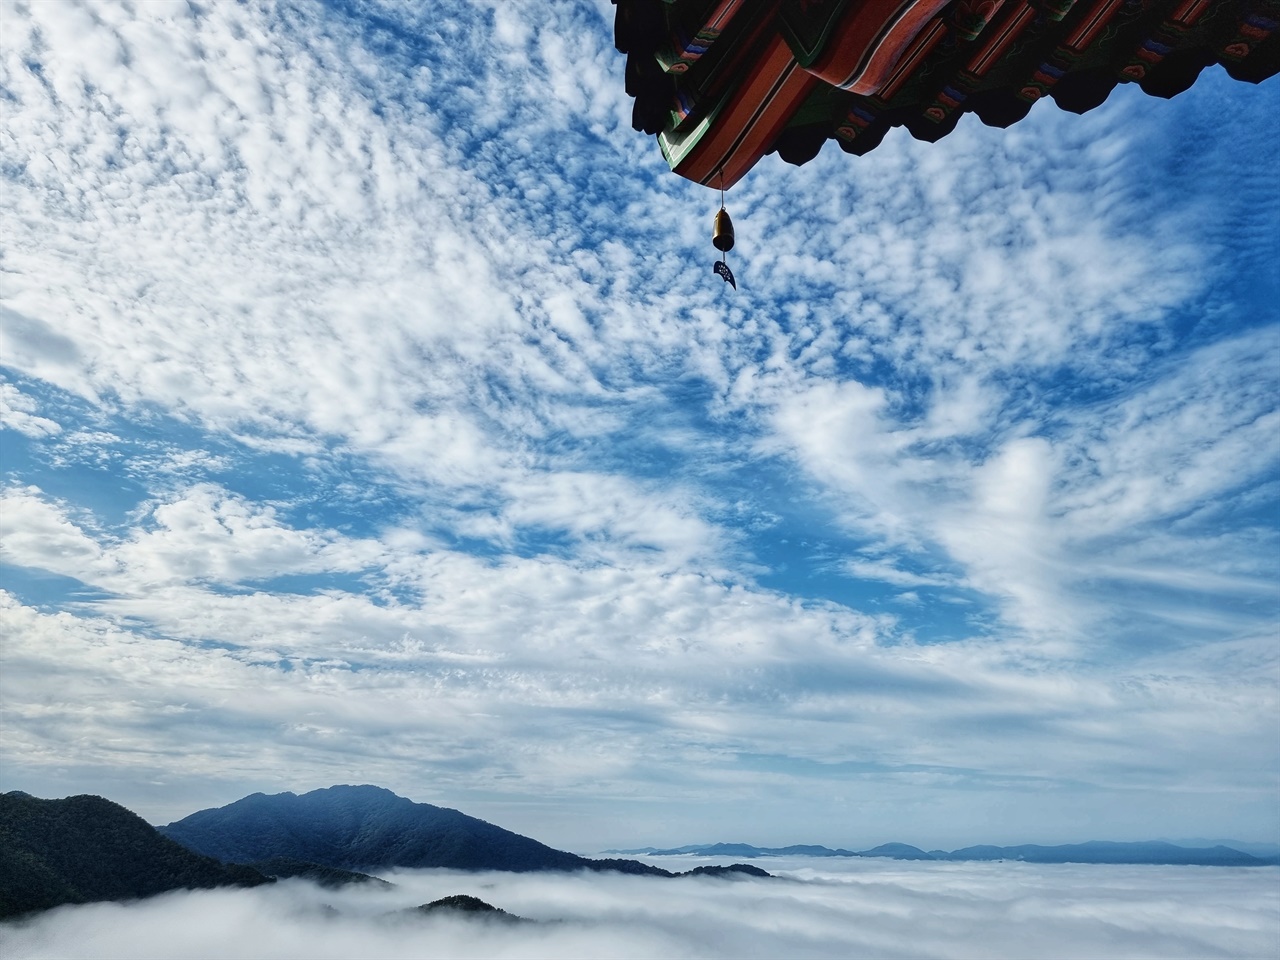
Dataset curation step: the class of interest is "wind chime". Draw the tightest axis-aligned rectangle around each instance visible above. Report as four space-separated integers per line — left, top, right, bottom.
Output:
712 176 736 290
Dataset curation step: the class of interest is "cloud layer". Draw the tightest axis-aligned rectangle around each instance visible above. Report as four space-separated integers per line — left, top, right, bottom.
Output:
2 860 1277 960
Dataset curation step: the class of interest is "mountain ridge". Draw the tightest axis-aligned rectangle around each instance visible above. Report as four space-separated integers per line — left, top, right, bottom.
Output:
604 839 1276 866
159 785 772 880
8 780 1271 924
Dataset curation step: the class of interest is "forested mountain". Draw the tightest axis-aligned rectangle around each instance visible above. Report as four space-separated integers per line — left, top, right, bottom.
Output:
160 784 592 872
0 791 270 919
414 894 526 922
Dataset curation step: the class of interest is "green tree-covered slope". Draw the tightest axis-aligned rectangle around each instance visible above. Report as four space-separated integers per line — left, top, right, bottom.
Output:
0 792 270 919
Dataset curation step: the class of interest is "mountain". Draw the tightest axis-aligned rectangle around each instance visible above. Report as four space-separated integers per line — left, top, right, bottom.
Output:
1161 838 1280 860
160 785 590 873
0 791 271 919
858 843 935 860
938 841 1268 866
606 843 859 857
414 894 526 922
684 863 772 878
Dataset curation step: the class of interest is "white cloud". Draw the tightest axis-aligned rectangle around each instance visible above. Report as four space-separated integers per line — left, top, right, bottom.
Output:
0 484 384 590
116 484 387 587
936 436 1072 640
3 564 1275 850
749 324 1279 644
843 559 958 589
1054 328 1280 536
0 487 119 583
0 381 61 438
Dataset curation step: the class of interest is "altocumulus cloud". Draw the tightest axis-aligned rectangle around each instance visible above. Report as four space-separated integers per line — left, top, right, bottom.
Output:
0 0 1277 850
2 860 1277 960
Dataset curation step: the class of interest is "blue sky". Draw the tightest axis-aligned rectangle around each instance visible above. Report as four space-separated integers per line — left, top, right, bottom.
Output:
1 0 1277 851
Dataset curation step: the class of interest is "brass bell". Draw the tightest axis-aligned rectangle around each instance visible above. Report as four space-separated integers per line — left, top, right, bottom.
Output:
712 206 735 252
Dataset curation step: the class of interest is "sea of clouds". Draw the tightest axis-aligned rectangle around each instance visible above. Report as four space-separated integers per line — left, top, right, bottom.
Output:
3 857 1276 959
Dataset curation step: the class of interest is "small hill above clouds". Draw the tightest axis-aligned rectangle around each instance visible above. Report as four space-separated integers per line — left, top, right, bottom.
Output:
0 791 271 919
413 894 527 922
684 863 772 878
160 784 590 873
857 843 936 860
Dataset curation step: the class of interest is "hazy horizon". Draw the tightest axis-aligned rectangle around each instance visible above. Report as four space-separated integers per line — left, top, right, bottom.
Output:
2 0 1277 856
8 782 1279 856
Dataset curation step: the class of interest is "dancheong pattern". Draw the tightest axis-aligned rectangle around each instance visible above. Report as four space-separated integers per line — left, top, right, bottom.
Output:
614 0 1279 186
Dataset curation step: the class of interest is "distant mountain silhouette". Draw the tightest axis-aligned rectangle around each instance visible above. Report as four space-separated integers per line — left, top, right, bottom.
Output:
608 841 932 858
938 840 1268 866
0 791 271 919
1160 838 1280 860
607 843 858 857
858 843 935 860
619 837 1271 866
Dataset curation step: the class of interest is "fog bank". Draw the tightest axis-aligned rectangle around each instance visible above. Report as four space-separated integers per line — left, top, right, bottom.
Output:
2 858 1276 959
